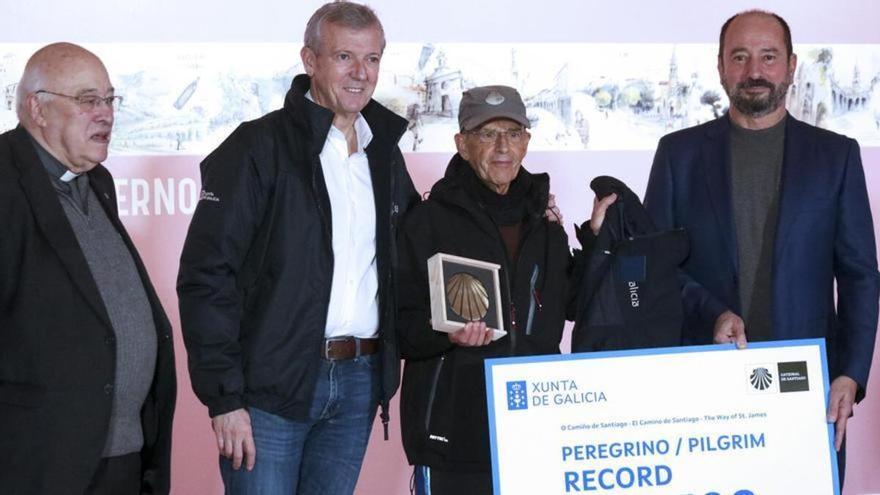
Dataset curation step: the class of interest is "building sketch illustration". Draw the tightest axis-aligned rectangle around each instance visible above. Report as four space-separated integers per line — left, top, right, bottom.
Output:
1 42 877 153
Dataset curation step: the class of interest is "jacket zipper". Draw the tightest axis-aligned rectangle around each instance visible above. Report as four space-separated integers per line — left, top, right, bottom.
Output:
477 203 518 355
381 161 401 442
424 355 446 431
502 258 517 354
525 264 540 336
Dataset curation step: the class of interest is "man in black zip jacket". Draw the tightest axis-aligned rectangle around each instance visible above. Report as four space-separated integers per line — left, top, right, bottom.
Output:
397 86 607 494
177 3 419 494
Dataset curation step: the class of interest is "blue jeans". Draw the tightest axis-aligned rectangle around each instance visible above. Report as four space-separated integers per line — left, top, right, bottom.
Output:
220 354 380 495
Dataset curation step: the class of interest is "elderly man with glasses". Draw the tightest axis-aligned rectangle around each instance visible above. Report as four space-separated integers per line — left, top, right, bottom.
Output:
0 42 176 494
396 85 604 494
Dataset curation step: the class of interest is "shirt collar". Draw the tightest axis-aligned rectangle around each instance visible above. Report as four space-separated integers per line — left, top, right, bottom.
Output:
352 112 373 151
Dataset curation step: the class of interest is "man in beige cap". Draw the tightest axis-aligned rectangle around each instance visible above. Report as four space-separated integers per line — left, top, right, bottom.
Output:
395 85 599 494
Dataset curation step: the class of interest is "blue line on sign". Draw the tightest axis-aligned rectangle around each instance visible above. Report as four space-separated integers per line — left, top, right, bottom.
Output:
484 338 828 368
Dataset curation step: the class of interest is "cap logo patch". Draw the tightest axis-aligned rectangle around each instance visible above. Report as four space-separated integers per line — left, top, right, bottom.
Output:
485 91 505 105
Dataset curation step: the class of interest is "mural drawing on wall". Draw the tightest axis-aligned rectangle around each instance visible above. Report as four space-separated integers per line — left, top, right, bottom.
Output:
1 42 878 154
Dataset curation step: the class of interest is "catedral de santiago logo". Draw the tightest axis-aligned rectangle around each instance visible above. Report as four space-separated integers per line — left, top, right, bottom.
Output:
747 361 810 394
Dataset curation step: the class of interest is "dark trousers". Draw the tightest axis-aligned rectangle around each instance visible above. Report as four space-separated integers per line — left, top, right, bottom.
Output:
413 466 493 495
84 452 141 495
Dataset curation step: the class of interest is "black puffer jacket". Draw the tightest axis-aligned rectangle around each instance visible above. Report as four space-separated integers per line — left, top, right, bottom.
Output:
397 155 576 472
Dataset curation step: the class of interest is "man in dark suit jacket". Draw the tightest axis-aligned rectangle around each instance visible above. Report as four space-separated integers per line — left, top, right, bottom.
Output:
0 43 176 494
644 10 879 480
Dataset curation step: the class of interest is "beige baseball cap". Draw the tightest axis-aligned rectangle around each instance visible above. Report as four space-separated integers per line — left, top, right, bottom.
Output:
458 85 530 131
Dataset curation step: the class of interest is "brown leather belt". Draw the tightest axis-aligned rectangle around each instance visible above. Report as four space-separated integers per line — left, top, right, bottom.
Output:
322 337 379 360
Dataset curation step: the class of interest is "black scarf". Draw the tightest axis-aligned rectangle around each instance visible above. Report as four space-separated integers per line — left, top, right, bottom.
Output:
458 158 532 226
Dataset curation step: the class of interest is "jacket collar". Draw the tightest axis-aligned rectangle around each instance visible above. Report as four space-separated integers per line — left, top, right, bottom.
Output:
431 153 549 232
7 126 115 331
283 74 407 156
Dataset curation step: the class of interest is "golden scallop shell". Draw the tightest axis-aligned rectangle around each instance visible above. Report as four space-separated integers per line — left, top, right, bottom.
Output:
446 272 489 321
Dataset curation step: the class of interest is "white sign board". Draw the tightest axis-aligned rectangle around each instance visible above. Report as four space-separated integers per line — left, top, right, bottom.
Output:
485 340 838 495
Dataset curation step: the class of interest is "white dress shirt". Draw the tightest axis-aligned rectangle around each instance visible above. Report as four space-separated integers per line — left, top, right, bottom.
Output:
310 93 380 339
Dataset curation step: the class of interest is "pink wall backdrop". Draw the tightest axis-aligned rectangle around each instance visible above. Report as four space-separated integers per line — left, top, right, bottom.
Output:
4 0 879 493
107 145 880 494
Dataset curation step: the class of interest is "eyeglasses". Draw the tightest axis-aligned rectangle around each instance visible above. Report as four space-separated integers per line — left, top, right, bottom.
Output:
468 127 527 144
35 90 123 111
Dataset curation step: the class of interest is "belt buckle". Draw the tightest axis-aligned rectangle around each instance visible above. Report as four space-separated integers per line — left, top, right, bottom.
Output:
324 338 336 360
324 337 355 360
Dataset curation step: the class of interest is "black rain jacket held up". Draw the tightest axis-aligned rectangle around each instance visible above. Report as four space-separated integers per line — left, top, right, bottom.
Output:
571 176 688 352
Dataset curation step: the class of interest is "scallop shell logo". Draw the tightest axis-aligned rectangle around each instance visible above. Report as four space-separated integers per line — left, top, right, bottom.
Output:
749 367 773 390
446 272 489 321
485 91 505 105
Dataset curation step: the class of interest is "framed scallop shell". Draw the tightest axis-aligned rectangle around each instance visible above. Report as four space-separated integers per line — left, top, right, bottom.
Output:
446 272 489 321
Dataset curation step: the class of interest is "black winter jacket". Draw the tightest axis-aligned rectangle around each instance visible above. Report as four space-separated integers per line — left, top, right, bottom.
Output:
177 75 419 431
397 155 576 472
0 126 176 494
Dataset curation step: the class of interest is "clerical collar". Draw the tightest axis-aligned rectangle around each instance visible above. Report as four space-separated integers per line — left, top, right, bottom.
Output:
60 170 81 182
27 131 91 215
